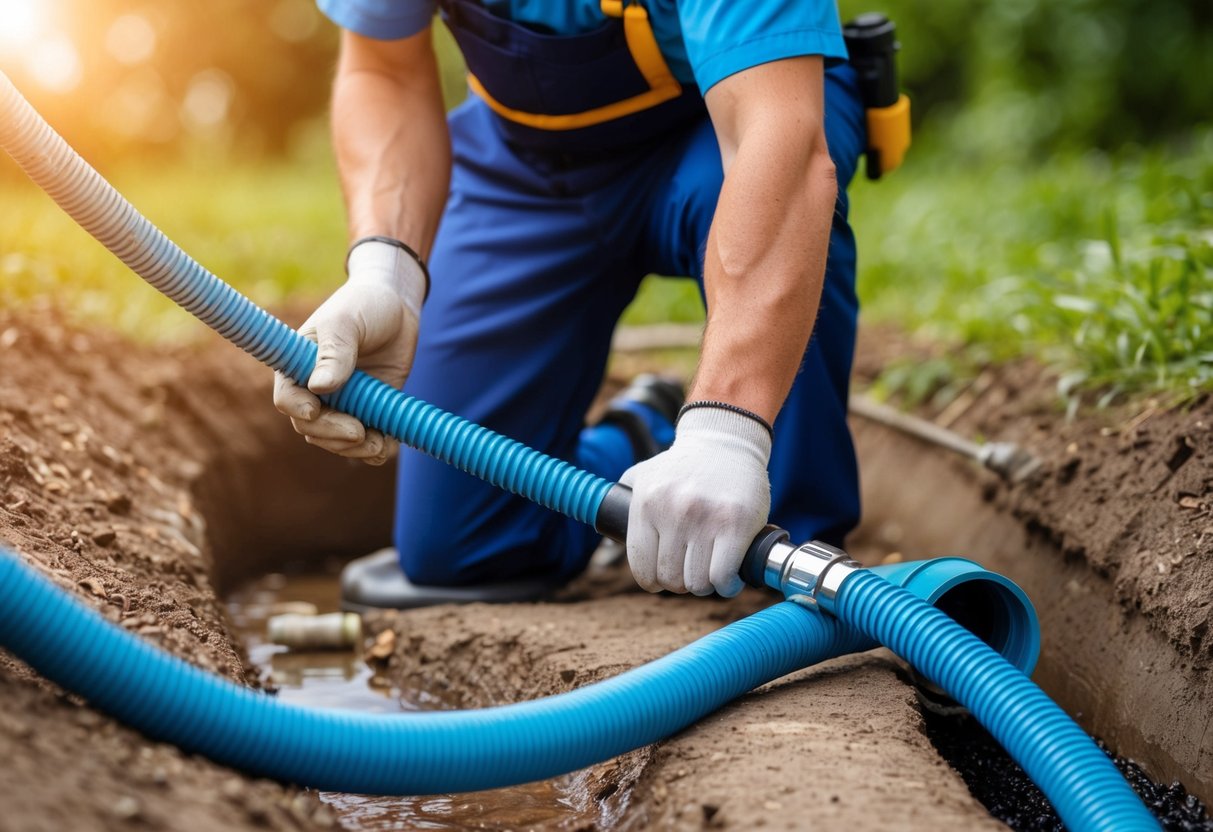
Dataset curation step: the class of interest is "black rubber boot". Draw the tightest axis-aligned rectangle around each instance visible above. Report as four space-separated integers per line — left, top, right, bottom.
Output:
340 549 564 613
597 373 684 461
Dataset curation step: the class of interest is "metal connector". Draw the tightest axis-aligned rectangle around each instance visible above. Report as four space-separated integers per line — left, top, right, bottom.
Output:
763 537 862 613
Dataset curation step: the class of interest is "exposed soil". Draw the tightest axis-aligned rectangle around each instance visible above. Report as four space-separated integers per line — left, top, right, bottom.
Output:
855 326 1213 668
0 307 389 832
356 576 1001 830
1 308 1210 830
852 325 1213 802
0 311 295 831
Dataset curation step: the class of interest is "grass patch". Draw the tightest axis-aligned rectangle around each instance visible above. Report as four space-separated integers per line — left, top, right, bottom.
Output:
621 277 704 326
5 127 1210 410
852 131 1213 405
1 155 347 343
1 149 705 341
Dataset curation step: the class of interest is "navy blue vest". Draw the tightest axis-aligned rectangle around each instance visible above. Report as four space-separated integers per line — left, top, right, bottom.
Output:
439 0 707 153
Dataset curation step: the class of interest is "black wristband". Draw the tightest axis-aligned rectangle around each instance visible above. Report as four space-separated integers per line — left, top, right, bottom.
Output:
676 400 775 441
345 235 432 303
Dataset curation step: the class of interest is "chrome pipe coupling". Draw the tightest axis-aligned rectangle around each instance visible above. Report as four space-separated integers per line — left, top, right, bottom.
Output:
763 537 862 613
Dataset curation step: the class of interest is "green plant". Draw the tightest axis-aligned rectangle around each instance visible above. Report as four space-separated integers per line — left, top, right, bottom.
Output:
853 131 1213 404
0 156 346 342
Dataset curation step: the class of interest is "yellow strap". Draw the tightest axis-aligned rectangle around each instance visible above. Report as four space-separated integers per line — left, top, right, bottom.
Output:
622 4 678 94
467 1 682 132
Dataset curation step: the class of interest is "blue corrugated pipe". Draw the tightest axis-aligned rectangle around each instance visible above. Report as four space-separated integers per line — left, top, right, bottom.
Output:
0 71 1158 829
0 545 1038 794
837 570 1156 829
0 545 862 793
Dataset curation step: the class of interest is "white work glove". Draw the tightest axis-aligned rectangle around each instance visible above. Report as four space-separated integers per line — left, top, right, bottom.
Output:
273 239 426 465
621 406 772 597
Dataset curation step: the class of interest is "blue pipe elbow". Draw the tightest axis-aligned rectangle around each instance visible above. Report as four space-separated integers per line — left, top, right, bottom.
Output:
869 558 1039 676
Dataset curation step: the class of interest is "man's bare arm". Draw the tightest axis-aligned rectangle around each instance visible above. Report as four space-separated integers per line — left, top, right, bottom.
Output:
623 56 836 597
697 56 836 424
332 28 450 257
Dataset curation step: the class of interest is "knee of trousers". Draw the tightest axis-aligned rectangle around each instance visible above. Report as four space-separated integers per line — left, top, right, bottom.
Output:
392 486 586 587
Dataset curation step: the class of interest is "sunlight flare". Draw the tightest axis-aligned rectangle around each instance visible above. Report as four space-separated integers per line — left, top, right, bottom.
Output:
0 0 47 53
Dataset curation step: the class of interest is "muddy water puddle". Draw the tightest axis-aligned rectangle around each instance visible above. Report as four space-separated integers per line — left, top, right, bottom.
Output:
226 570 598 831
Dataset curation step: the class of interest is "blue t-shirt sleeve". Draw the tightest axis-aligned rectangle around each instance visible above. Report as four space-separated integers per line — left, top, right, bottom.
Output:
316 0 437 40
677 0 847 93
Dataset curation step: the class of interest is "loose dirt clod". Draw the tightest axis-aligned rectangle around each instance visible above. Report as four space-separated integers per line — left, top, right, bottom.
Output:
77 577 106 598
366 627 396 661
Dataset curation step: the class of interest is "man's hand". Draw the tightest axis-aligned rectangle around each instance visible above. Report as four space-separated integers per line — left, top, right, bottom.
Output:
273 240 425 465
277 25 449 465
621 407 772 597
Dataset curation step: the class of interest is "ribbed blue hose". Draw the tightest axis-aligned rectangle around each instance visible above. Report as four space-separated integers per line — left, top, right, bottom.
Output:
0 72 610 528
0 71 1160 828
835 570 1159 831
0 547 869 794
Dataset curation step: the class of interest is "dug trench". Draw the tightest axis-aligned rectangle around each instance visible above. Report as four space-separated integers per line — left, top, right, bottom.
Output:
0 309 1210 830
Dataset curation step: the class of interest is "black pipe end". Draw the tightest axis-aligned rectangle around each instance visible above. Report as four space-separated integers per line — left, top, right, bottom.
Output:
594 483 632 543
740 525 789 589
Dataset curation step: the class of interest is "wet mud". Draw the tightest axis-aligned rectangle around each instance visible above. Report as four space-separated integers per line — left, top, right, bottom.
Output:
227 569 614 831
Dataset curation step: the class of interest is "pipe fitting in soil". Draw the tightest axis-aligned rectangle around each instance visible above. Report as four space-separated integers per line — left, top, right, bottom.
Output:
268 611 363 651
743 526 1040 675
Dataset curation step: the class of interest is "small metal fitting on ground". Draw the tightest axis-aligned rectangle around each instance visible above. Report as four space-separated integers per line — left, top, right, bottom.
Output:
848 395 1042 484
977 441 1042 483
763 537 862 613
267 612 362 651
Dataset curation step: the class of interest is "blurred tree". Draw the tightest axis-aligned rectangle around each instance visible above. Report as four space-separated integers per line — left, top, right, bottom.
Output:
2 0 1206 173
840 0 1213 158
2 0 338 167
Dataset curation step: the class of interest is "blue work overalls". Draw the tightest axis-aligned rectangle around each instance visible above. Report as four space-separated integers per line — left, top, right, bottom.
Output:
394 0 865 586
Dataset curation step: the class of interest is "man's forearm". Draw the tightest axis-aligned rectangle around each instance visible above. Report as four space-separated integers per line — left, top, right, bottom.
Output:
332 29 451 260
697 57 836 425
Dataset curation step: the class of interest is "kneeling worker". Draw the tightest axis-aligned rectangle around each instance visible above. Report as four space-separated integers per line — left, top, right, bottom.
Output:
274 0 869 604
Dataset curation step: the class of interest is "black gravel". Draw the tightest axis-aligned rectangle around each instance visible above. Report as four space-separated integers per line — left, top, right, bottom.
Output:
922 708 1213 831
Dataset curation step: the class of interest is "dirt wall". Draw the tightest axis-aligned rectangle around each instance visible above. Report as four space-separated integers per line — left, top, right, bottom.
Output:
0 310 391 832
852 331 1213 803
